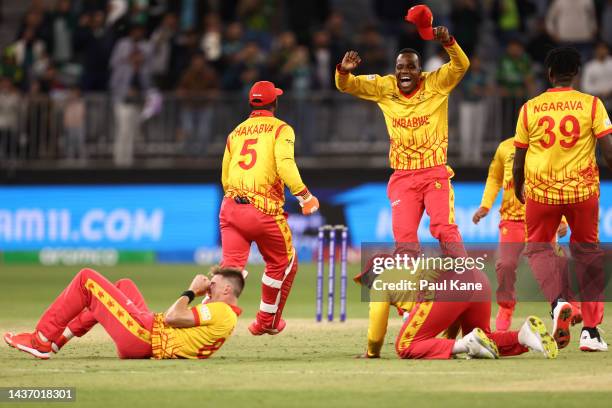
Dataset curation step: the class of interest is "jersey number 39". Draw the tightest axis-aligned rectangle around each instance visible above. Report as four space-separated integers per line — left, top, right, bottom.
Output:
537 115 580 149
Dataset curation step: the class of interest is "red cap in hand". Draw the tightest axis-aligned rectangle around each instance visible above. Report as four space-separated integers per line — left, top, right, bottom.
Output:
249 81 283 106
405 5 434 40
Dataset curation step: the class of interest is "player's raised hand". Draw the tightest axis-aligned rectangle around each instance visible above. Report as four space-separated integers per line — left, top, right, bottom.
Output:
472 207 489 224
340 51 361 73
433 26 451 44
189 274 210 297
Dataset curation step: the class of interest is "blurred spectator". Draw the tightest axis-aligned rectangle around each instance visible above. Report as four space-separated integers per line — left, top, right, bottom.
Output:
17 9 48 42
526 17 556 66
492 0 520 44
424 46 448 72
62 86 87 161
284 0 329 45
582 42 612 109
176 53 219 156
326 12 352 69
109 23 152 98
601 0 612 47
497 39 534 139
354 25 388 74
10 28 47 89
168 30 203 88
310 30 333 90
109 25 152 166
150 13 178 89
0 49 25 88
236 0 277 49
39 65 66 96
222 41 265 91
268 31 298 88
74 10 115 91
280 46 312 93
0 77 21 159
451 0 482 58
459 56 489 164
47 0 77 66
200 13 223 70
222 22 246 67
545 0 597 60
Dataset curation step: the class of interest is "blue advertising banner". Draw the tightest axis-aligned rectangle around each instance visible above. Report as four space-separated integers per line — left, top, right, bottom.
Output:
333 182 612 244
0 185 221 250
1 182 610 259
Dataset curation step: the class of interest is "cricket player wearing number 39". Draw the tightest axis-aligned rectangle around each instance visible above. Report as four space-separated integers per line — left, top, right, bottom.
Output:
4 267 245 359
220 80 319 335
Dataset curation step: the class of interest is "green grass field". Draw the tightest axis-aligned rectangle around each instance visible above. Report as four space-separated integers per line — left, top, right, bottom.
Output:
1 264 611 407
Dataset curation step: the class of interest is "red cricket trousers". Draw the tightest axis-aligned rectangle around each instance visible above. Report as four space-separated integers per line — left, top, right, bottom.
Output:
388 165 466 258
36 268 153 358
525 195 604 327
395 300 528 359
219 198 298 328
495 220 526 309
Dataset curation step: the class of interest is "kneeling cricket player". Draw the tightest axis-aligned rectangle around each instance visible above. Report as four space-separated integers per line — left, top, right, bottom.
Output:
355 263 560 359
4 267 244 360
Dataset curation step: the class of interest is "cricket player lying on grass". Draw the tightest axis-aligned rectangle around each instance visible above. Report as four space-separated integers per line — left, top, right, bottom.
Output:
354 263 560 360
4 267 245 360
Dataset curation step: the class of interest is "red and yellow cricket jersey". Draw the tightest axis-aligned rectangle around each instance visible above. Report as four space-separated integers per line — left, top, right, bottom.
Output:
151 301 241 359
222 110 307 215
481 137 525 221
335 39 469 170
515 88 612 204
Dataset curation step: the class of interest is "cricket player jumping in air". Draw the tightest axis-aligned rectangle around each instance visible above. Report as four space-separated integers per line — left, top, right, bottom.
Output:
513 47 612 352
220 80 319 335
336 6 469 257
4 267 245 359
354 265 559 360
473 137 581 331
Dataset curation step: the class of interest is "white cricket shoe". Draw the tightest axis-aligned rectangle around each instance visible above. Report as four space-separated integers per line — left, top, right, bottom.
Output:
464 328 499 359
579 328 608 352
518 316 558 359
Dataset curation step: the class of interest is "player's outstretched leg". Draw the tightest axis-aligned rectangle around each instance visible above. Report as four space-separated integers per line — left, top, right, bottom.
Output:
518 316 558 359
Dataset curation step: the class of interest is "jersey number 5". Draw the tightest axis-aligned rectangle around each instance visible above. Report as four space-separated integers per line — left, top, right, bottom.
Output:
238 138 258 170
537 115 580 149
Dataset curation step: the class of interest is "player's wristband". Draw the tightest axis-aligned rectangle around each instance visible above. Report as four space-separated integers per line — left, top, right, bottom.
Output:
181 290 195 303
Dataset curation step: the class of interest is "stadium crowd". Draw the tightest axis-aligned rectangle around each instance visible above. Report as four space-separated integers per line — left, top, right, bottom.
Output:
0 0 611 165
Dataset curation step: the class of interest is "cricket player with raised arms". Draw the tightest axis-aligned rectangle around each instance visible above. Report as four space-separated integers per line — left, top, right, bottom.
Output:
336 5 469 256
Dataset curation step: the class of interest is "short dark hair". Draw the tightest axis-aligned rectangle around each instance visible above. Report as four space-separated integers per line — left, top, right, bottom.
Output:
545 47 582 82
249 102 276 110
397 48 422 63
210 266 245 297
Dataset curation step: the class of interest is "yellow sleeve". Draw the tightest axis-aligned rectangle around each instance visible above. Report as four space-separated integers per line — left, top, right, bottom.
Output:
335 67 384 102
191 302 226 326
221 139 231 193
367 301 390 358
514 103 530 148
426 39 470 94
592 97 612 139
481 144 504 209
274 125 307 195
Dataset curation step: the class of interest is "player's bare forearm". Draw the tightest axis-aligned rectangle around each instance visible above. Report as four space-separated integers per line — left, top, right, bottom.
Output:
513 148 527 204
164 296 195 328
598 134 612 170
164 275 209 328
